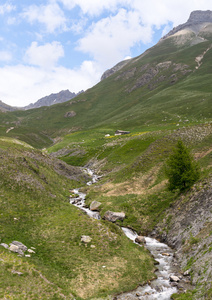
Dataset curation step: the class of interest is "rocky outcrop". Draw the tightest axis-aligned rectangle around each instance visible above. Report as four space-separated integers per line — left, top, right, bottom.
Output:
1 240 36 257
101 60 131 81
90 201 102 211
153 177 212 297
103 211 125 222
64 111 76 118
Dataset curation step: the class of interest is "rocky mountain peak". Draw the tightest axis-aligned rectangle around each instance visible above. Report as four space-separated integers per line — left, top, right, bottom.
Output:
188 10 212 23
24 89 84 110
162 10 212 40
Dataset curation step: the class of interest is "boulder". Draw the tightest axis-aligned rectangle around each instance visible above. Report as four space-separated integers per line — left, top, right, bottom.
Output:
0 243 9 249
28 249 35 254
162 252 171 256
64 111 76 118
9 241 28 256
170 275 180 282
183 270 190 276
11 241 27 252
104 211 125 222
9 244 24 256
90 201 102 211
135 236 146 244
81 235 92 243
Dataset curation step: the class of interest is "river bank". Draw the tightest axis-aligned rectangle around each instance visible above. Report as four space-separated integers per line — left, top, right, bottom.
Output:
70 169 192 299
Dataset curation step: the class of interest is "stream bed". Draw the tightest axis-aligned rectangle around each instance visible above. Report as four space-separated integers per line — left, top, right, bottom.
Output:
70 169 189 300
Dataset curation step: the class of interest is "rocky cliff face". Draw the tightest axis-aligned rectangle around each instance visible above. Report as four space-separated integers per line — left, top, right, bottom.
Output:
162 10 212 39
101 59 131 81
24 89 83 110
153 176 212 299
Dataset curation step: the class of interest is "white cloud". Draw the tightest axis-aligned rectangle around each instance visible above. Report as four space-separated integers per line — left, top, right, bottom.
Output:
0 3 16 15
22 2 67 33
77 8 152 68
130 0 212 28
0 61 100 107
0 51 12 62
24 41 64 69
58 0 125 16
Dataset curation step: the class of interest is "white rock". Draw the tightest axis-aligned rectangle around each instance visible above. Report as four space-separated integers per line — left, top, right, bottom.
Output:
170 275 180 282
9 244 19 252
0 243 9 249
90 201 102 211
81 235 92 243
28 249 35 253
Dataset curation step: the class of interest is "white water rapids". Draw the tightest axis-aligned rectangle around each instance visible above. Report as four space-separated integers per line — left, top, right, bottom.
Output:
70 169 179 299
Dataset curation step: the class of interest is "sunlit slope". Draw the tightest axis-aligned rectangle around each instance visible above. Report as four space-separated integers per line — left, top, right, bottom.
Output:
0 138 155 299
1 35 212 148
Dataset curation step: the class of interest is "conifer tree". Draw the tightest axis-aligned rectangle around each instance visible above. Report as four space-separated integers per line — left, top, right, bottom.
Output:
165 140 200 191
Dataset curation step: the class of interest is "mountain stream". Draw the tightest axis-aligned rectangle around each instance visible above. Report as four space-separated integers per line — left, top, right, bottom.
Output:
69 169 185 300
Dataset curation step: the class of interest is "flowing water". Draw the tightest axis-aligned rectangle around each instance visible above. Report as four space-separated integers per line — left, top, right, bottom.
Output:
70 169 181 300
119 227 178 299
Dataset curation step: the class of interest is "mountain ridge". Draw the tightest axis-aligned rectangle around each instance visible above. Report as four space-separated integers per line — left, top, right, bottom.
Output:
24 89 84 110
101 10 212 81
162 10 212 40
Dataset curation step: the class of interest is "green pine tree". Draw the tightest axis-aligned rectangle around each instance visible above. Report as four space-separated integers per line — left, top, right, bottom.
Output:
165 140 200 191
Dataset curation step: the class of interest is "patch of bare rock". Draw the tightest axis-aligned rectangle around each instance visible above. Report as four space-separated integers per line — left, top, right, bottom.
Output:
152 176 212 298
90 200 102 211
103 211 126 222
0 241 35 257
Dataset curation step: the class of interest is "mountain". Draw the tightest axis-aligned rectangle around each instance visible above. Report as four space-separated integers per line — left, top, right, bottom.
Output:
23 89 84 110
0 100 17 112
102 10 212 81
163 10 212 40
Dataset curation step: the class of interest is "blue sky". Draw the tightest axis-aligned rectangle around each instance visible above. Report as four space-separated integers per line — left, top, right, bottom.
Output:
0 0 212 106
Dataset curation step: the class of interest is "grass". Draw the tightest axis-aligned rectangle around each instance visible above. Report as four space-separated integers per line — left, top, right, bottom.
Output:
0 138 156 299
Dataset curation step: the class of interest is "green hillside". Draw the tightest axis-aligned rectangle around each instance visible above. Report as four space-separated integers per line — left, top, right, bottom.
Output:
0 138 156 299
0 23 212 300
0 35 212 148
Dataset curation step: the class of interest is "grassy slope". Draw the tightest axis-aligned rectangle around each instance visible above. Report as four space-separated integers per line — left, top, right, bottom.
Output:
48 122 212 300
0 138 156 299
0 38 212 149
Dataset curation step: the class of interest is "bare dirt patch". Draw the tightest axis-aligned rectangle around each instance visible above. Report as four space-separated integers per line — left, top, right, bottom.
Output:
101 166 165 196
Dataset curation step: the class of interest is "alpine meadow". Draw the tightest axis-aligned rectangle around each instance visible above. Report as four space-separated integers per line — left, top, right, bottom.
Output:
0 10 212 300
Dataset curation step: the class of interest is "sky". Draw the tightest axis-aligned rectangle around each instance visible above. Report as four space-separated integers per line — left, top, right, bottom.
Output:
0 0 212 107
